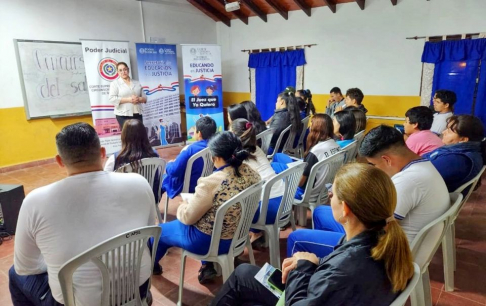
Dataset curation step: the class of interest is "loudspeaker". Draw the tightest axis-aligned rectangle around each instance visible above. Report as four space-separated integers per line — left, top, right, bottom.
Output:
0 184 25 235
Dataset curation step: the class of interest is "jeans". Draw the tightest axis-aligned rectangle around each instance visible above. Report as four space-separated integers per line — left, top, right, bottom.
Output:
210 264 278 306
9 266 149 306
151 220 232 265
116 113 143 130
286 229 344 258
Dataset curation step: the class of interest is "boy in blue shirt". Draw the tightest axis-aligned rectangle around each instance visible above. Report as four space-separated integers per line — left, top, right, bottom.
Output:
162 116 217 199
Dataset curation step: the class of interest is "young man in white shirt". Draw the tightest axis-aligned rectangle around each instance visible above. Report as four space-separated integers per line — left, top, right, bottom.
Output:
9 123 157 306
431 89 456 135
359 125 450 242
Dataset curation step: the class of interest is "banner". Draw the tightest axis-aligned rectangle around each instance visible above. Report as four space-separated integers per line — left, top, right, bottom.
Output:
81 40 131 154
182 45 224 140
135 43 182 146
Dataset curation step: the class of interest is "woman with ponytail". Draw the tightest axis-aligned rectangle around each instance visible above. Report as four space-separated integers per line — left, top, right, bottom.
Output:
151 131 261 283
211 163 414 306
296 89 316 116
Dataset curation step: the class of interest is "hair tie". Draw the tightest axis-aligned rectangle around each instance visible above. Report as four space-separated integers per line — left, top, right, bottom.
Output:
386 216 395 224
232 154 236 159
245 122 253 129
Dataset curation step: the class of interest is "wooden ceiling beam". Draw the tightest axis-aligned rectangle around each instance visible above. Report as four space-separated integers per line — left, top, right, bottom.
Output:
391 0 397 5
263 0 288 20
240 0 267 22
293 0 312 16
187 0 231 27
216 0 249 24
355 0 365 10
322 0 336 13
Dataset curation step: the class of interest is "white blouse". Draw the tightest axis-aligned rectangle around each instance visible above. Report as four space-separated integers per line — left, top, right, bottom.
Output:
109 78 147 116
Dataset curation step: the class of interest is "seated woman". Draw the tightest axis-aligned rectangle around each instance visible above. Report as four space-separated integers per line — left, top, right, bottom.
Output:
296 89 316 117
227 103 248 126
230 118 285 242
423 115 485 192
348 107 367 133
210 163 414 306
333 109 356 147
267 89 303 155
273 114 340 200
241 100 267 135
296 97 307 120
151 132 261 283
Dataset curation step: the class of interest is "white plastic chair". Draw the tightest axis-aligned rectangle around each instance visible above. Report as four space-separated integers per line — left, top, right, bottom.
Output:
341 140 358 163
116 158 167 223
390 263 421 306
294 151 346 227
267 125 291 160
58 226 162 306
162 147 214 223
409 192 463 306
354 130 365 150
177 181 264 306
443 166 485 291
256 129 274 155
283 116 310 159
250 163 306 269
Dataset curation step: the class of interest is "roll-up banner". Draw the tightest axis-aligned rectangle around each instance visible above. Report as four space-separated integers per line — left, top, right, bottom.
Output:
181 45 224 140
135 43 183 146
81 40 130 154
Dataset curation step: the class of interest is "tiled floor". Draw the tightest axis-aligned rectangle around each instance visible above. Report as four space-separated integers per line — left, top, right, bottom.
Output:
1 146 486 305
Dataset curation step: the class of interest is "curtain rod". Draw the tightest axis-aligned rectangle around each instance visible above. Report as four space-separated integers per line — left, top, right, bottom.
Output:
406 32 481 40
241 44 317 53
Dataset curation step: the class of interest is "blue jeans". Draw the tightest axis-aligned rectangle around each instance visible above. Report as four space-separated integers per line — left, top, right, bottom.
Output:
313 205 345 233
286 229 344 258
9 266 149 306
151 220 232 265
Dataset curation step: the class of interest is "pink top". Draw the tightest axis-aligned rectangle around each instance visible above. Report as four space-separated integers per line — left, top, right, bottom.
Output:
406 130 444 156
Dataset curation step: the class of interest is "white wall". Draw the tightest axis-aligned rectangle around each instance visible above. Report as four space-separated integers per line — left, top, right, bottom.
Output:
217 0 486 96
0 0 217 109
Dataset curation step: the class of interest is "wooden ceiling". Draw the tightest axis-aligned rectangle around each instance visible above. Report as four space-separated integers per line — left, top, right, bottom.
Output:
187 0 400 27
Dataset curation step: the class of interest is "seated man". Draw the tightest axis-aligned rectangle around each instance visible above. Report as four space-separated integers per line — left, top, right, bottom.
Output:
404 106 443 156
9 123 156 306
162 116 217 199
341 88 367 114
431 89 456 135
287 125 450 257
325 87 346 117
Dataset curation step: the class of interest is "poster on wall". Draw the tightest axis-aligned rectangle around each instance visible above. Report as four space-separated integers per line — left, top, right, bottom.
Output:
81 40 131 154
181 45 224 140
135 43 183 147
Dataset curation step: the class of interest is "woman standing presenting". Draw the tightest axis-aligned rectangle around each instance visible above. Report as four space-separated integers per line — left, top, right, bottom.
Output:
109 62 147 129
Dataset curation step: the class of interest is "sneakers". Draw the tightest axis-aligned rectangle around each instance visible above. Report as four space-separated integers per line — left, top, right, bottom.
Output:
198 263 217 284
152 263 163 275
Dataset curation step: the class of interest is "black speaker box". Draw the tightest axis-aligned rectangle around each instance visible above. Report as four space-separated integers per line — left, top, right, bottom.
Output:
0 184 25 235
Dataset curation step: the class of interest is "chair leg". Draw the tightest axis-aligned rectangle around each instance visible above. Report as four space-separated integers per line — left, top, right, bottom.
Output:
246 237 256 265
177 253 187 306
296 206 307 226
219 258 231 283
290 211 297 231
422 269 432 306
443 228 455 292
263 231 269 248
163 196 169 223
410 271 425 306
310 205 315 229
452 223 457 271
266 227 277 268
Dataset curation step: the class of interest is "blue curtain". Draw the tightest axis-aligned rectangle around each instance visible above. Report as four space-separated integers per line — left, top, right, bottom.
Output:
248 50 306 121
422 39 486 117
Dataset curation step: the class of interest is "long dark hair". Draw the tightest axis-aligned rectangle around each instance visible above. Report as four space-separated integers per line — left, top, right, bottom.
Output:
231 119 257 159
278 91 303 133
297 89 316 116
334 110 356 140
228 104 248 122
305 114 334 157
447 115 486 163
348 107 367 133
241 101 267 134
208 131 251 177
115 119 158 171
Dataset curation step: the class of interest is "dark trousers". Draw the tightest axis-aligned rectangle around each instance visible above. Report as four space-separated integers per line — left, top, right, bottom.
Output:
116 113 143 130
210 264 279 306
9 265 149 306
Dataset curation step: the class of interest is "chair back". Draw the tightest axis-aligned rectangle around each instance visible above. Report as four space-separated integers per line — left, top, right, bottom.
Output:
299 151 346 205
256 163 306 228
267 125 291 159
115 158 167 201
341 140 358 163
58 226 162 306
411 192 463 271
354 130 365 150
206 181 264 258
452 166 485 222
283 116 310 158
390 263 421 306
256 129 274 155
181 148 214 193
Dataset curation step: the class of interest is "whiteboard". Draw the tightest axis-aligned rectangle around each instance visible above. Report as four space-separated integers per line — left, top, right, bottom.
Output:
14 40 91 119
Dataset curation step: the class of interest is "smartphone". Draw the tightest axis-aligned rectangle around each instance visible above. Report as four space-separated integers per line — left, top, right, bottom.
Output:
268 269 285 292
